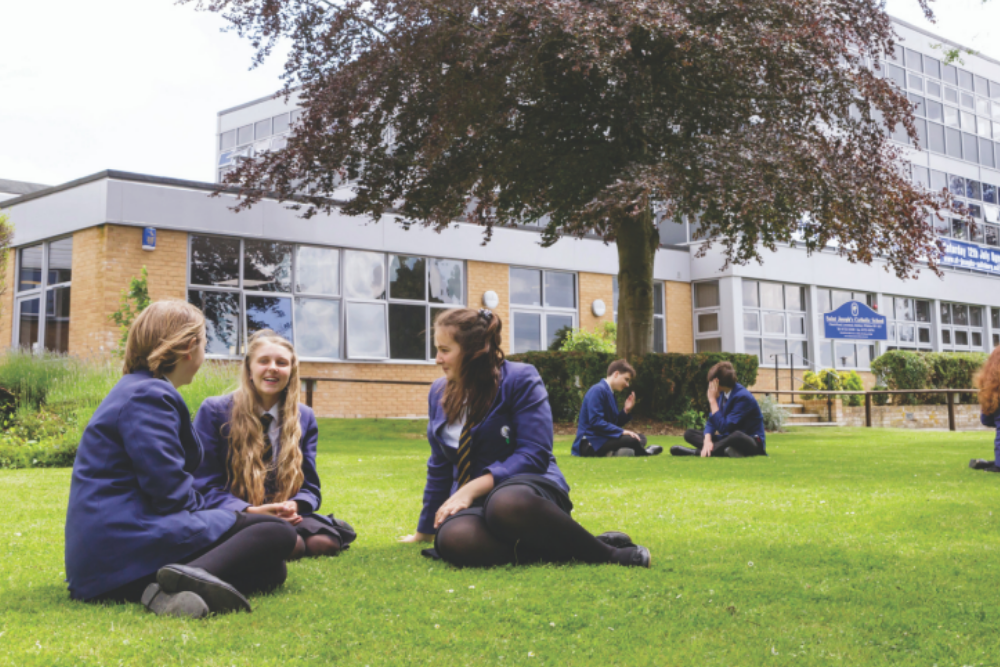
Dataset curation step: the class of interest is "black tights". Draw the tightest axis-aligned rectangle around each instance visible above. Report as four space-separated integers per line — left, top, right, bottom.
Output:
93 513 297 604
290 533 342 560
435 484 634 567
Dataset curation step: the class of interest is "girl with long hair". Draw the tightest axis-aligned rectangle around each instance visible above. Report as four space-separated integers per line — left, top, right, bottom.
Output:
399 308 651 568
194 330 356 559
66 301 297 618
971 346 1000 472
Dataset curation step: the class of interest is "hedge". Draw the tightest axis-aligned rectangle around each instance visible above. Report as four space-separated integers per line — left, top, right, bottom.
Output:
870 350 987 404
507 351 759 422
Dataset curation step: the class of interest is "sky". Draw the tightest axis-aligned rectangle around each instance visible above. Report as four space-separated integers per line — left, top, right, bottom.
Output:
2 0 1000 188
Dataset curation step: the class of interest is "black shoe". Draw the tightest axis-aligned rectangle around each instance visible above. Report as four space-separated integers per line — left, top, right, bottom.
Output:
620 545 651 568
596 531 635 549
970 458 993 470
645 445 664 456
157 564 251 615
140 583 209 619
670 446 699 457
725 448 745 458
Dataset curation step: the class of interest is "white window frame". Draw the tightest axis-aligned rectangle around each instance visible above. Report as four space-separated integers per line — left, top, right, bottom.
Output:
509 267 578 353
12 236 74 353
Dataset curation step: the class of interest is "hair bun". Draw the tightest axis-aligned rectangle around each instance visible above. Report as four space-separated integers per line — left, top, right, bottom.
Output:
478 309 493 322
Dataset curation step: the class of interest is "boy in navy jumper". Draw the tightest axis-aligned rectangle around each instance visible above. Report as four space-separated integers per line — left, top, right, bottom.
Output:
672 361 767 458
572 360 663 457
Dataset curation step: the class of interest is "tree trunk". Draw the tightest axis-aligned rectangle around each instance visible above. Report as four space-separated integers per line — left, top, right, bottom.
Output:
615 206 659 360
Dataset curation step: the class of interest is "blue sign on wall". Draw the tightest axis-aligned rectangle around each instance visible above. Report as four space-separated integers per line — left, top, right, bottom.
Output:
142 227 156 251
940 238 1000 275
823 300 888 340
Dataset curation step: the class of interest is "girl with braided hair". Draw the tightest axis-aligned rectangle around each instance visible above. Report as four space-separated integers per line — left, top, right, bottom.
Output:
399 308 651 568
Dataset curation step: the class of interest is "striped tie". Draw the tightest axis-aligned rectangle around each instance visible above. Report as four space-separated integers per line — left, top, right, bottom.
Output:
260 413 275 466
456 420 475 487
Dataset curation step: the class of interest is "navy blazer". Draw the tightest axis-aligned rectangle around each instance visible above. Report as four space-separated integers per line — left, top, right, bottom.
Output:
571 380 631 456
65 371 236 601
980 411 1000 458
192 394 322 514
703 382 767 452
418 360 569 535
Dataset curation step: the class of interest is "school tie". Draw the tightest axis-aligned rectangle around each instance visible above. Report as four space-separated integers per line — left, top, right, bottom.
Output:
259 413 275 465
456 420 475 487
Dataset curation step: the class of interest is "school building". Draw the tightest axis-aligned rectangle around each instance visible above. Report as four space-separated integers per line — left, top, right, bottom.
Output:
3 17 1000 417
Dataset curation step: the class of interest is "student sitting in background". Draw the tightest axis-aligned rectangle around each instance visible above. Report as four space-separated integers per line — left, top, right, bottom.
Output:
970 346 1000 472
572 359 663 457
671 361 767 458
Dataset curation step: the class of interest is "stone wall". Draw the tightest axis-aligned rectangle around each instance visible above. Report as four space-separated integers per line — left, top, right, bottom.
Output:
799 398 988 430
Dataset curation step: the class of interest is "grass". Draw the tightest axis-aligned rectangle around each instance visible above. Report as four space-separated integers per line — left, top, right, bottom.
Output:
1 424 999 666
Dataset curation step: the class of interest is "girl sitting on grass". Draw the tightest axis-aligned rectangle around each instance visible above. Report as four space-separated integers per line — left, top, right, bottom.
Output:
65 301 297 618
398 308 650 568
193 330 356 560
971 345 1000 472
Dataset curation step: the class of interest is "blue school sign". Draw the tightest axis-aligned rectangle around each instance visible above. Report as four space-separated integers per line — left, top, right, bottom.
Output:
823 300 887 340
940 238 1000 275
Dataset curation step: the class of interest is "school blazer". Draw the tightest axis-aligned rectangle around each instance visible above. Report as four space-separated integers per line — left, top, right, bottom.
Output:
980 411 1000 455
192 394 323 514
418 360 569 535
703 382 767 452
65 371 237 601
571 380 631 456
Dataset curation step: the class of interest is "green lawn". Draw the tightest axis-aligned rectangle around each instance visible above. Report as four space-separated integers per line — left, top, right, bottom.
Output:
2 422 999 666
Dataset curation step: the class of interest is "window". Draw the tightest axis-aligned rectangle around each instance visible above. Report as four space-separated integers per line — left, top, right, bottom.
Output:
14 237 73 353
744 280 807 367
816 289 875 369
940 301 986 352
187 235 463 360
693 281 722 353
218 109 300 182
884 296 932 355
509 268 576 352
612 278 667 352
993 307 1000 348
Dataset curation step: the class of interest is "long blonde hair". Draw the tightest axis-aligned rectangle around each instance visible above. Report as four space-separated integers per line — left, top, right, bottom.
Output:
226 330 304 505
122 300 205 377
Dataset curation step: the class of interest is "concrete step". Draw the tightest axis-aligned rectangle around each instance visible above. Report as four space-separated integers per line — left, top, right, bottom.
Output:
778 404 806 414
787 413 821 423
786 422 844 427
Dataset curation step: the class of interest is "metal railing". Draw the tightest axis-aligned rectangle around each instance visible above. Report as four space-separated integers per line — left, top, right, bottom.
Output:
750 388 979 431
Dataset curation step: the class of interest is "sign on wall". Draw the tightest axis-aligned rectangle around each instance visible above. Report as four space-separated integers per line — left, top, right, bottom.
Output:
823 300 887 340
940 237 1000 275
142 227 157 251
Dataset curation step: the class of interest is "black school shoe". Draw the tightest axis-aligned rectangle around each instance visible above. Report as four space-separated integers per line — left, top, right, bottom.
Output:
157 564 251 615
669 445 699 457
596 531 636 549
140 583 209 619
621 545 652 568
646 445 664 456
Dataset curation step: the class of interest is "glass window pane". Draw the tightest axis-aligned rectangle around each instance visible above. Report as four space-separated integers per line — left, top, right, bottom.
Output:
762 338 786 364
831 290 852 310
255 119 271 139
953 304 969 325
696 338 722 353
245 295 293 341
544 272 576 309
694 282 720 308
244 240 292 293
17 245 43 292
388 256 426 301
344 250 386 300
653 282 664 316
48 238 72 284
389 303 427 360
17 297 40 350
220 130 236 150
43 287 70 353
959 69 974 91
858 344 873 368
237 125 253 145
743 312 760 333
993 307 1000 329
294 298 340 358
190 236 240 287
925 56 941 79
956 330 969 346
512 311 542 353
899 324 915 343
654 316 665 353
788 340 808 366
895 297 914 321
760 282 784 310
296 245 340 296
346 302 388 358
273 113 290 134
763 312 784 334
612 277 619 313
698 313 719 333
947 127 963 158
968 180 983 200
428 259 463 305
926 101 943 122
188 290 241 356
742 280 759 307
835 342 857 368
972 306 983 327
915 300 931 322
964 133 980 162
789 315 806 335
942 329 952 345
820 340 833 367
547 314 574 350
744 337 761 361
785 285 804 311
941 302 952 324
510 268 542 306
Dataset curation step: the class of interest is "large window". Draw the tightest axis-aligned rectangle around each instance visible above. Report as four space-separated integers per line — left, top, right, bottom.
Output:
815 289 874 369
885 296 933 352
218 109 302 182
14 237 72 353
187 235 463 360
993 307 1000 348
612 277 667 352
940 301 986 351
693 281 722 352
743 280 808 367
510 268 577 352
914 168 1000 244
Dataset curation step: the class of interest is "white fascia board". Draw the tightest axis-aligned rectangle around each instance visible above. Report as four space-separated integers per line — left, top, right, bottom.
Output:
4 180 108 247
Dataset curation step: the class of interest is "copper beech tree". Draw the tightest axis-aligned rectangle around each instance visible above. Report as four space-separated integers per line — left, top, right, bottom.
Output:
187 0 945 358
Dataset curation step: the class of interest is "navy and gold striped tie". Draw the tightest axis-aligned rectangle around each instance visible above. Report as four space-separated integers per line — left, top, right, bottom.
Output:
456 420 475 487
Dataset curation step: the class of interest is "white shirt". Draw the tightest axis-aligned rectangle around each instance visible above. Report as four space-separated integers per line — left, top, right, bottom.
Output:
441 410 468 450
603 378 613 390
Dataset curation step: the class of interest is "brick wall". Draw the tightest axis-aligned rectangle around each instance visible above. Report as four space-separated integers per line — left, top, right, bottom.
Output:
300 361 441 418
467 260 511 355
578 272 614 332
665 280 693 353
800 399 988 430
0 249 14 347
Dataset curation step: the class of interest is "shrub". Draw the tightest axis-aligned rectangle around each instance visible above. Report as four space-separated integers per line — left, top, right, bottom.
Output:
558 322 617 353
799 369 841 400
840 370 864 406
759 396 787 432
677 409 706 430
870 350 932 405
507 351 758 422
0 350 74 412
925 352 987 404
872 384 890 406
108 266 151 353
870 350 986 405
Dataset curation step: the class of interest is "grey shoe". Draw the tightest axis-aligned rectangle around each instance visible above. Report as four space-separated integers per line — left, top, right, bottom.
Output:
157 564 251 615
614 449 636 457
725 447 746 458
140 583 209 619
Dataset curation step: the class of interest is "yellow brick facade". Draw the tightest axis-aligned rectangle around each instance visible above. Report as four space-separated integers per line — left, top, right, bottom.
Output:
467 260 512 355
0 249 14 348
665 280 693 353
578 272 614 332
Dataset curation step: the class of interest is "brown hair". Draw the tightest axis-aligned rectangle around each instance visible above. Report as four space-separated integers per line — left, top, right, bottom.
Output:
435 308 505 424
225 330 304 506
122 300 205 377
607 359 635 378
707 361 737 389
977 346 1000 416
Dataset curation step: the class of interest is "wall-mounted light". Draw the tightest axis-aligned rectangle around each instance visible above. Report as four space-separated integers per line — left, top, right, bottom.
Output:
482 290 500 309
592 299 607 317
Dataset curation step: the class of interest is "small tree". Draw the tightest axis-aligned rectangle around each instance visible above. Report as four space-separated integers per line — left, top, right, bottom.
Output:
108 267 150 353
559 322 618 354
0 213 14 306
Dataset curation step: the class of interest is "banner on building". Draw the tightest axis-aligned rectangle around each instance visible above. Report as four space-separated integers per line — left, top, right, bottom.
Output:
939 238 1000 275
823 300 887 340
